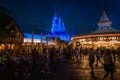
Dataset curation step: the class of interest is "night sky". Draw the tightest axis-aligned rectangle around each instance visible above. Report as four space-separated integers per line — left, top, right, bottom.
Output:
0 0 120 35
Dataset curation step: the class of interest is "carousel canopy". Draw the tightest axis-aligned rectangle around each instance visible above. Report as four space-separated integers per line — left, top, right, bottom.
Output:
92 11 120 34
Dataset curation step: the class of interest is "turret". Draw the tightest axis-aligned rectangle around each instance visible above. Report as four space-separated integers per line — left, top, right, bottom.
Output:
97 11 112 29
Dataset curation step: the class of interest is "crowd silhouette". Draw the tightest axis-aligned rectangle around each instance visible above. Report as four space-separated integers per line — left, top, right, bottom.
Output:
0 45 119 80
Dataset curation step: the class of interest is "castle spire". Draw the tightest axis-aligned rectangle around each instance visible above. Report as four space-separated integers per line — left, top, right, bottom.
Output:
53 11 57 19
50 11 70 41
97 11 112 28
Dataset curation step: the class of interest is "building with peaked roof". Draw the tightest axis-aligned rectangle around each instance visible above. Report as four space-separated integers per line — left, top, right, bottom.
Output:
71 11 120 49
0 15 24 51
49 12 71 42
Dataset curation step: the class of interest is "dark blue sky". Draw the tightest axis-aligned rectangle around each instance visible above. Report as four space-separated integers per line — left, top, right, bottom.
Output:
1 0 120 35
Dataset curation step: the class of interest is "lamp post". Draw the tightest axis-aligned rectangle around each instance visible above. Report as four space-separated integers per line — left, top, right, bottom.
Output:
40 32 43 46
31 31 34 50
46 33 49 46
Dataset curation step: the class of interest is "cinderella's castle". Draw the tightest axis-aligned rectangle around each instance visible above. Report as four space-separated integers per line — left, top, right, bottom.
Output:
23 12 71 45
49 12 71 42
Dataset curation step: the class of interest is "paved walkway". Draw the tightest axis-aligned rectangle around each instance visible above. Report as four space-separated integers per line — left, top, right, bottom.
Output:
70 56 120 80
30 61 73 80
30 55 120 80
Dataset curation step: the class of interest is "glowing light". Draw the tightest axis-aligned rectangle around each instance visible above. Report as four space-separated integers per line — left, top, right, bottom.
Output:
50 12 70 41
23 12 71 42
24 33 47 43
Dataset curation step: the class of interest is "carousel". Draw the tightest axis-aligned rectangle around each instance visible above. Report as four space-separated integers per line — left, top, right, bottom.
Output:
71 11 120 49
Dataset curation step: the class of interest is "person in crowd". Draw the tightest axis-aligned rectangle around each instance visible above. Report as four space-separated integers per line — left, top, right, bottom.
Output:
49 48 58 70
4 56 16 79
79 47 83 60
117 46 120 54
75 47 79 63
111 49 117 66
102 49 115 80
62 47 67 61
31 48 38 64
14 55 21 64
42 48 51 73
59 47 63 56
95 48 103 67
68 46 73 63
88 48 95 77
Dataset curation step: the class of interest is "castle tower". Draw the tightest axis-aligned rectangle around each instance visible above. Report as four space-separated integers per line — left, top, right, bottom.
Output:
51 12 58 33
51 12 66 34
61 21 65 31
50 12 70 41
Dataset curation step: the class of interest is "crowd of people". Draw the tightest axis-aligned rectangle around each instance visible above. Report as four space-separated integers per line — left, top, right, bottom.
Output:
0 45 119 80
87 47 118 80
31 46 119 80
0 54 31 80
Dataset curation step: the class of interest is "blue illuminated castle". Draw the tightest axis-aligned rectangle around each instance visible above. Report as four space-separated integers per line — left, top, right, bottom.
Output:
50 12 70 41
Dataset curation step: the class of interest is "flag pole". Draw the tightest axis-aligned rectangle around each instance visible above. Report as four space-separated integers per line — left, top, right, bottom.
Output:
31 31 34 50
40 32 43 46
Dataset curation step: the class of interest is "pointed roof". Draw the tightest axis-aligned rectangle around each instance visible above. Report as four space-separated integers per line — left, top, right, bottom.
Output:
92 27 120 34
53 11 57 19
97 11 112 27
99 11 110 22
92 11 120 34
0 15 24 44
